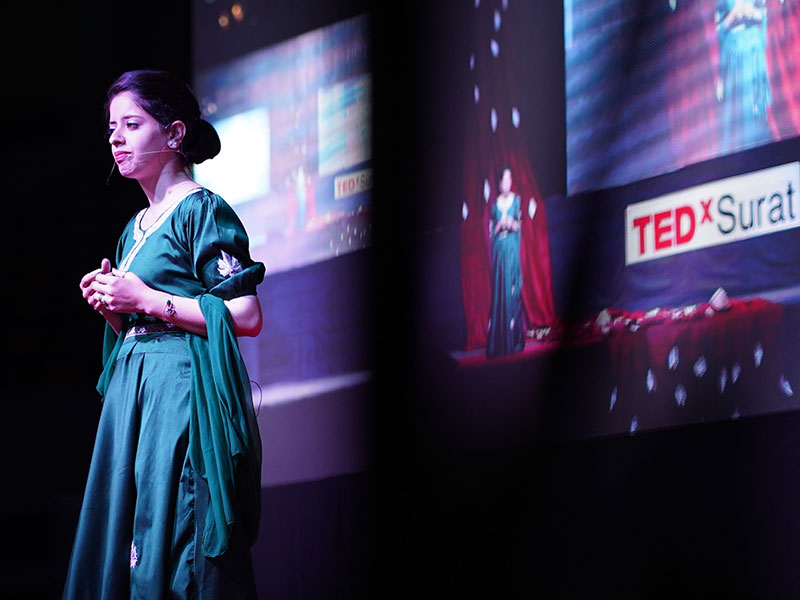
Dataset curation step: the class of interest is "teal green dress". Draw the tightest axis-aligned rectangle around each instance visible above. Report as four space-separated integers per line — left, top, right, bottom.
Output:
487 194 525 358
63 188 265 600
716 0 772 149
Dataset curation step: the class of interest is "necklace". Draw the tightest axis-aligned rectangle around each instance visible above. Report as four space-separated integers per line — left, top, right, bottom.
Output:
139 185 200 231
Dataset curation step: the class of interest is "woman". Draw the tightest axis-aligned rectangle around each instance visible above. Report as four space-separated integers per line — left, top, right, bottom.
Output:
715 0 772 150
64 70 265 599
487 167 525 358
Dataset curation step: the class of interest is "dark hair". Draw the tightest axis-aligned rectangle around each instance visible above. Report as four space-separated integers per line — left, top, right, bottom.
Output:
105 69 220 165
498 165 512 185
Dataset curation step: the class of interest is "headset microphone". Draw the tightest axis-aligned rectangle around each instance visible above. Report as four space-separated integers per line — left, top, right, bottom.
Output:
137 149 177 155
107 149 178 184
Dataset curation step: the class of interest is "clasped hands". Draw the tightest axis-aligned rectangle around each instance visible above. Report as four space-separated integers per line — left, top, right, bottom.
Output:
80 258 149 314
495 216 520 234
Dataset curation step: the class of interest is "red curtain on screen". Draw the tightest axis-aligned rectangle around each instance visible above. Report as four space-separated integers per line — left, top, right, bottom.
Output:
460 0 557 351
665 2 721 166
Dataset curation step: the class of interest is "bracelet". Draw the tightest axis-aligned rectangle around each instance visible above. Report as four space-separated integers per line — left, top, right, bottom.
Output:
164 296 177 319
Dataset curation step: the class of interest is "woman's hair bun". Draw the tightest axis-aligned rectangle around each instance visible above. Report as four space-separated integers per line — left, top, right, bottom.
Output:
182 118 221 164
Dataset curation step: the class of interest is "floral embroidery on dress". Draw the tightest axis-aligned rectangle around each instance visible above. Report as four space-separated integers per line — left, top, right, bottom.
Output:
130 541 139 569
217 250 242 278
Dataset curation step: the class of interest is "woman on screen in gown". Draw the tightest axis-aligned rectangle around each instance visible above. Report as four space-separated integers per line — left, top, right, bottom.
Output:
64 69 265 599
715 0 772 150
487 167 525 358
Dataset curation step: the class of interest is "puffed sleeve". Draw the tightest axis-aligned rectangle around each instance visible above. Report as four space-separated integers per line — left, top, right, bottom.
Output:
185 191 266 300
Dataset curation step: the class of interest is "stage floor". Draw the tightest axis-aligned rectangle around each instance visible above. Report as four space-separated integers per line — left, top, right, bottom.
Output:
445 285 800 444
450 284 800 367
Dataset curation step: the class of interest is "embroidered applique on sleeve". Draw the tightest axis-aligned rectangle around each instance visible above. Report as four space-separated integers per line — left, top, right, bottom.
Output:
217 250 243 278
130 541 139 569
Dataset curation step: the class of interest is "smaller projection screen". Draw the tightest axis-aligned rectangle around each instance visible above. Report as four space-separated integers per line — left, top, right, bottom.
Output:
193 14 372 276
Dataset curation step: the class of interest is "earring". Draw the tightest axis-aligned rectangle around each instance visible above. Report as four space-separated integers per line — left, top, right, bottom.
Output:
169 141 178 148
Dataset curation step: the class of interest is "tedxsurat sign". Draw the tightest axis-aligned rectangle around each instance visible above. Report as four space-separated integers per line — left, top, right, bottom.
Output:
625 162 800 265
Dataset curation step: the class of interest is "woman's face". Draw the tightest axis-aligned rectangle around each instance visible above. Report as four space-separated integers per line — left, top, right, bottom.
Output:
499 169 512 195
108 91 172 180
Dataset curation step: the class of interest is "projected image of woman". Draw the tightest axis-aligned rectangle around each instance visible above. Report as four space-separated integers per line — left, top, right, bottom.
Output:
487 167 525 358
715 0 772 149
64 70 265 599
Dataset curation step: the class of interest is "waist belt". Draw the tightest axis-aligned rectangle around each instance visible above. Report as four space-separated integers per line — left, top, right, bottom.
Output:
124 322 179 339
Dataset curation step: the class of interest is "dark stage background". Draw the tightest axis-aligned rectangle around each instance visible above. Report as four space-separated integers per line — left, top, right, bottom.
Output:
5 1 800 598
